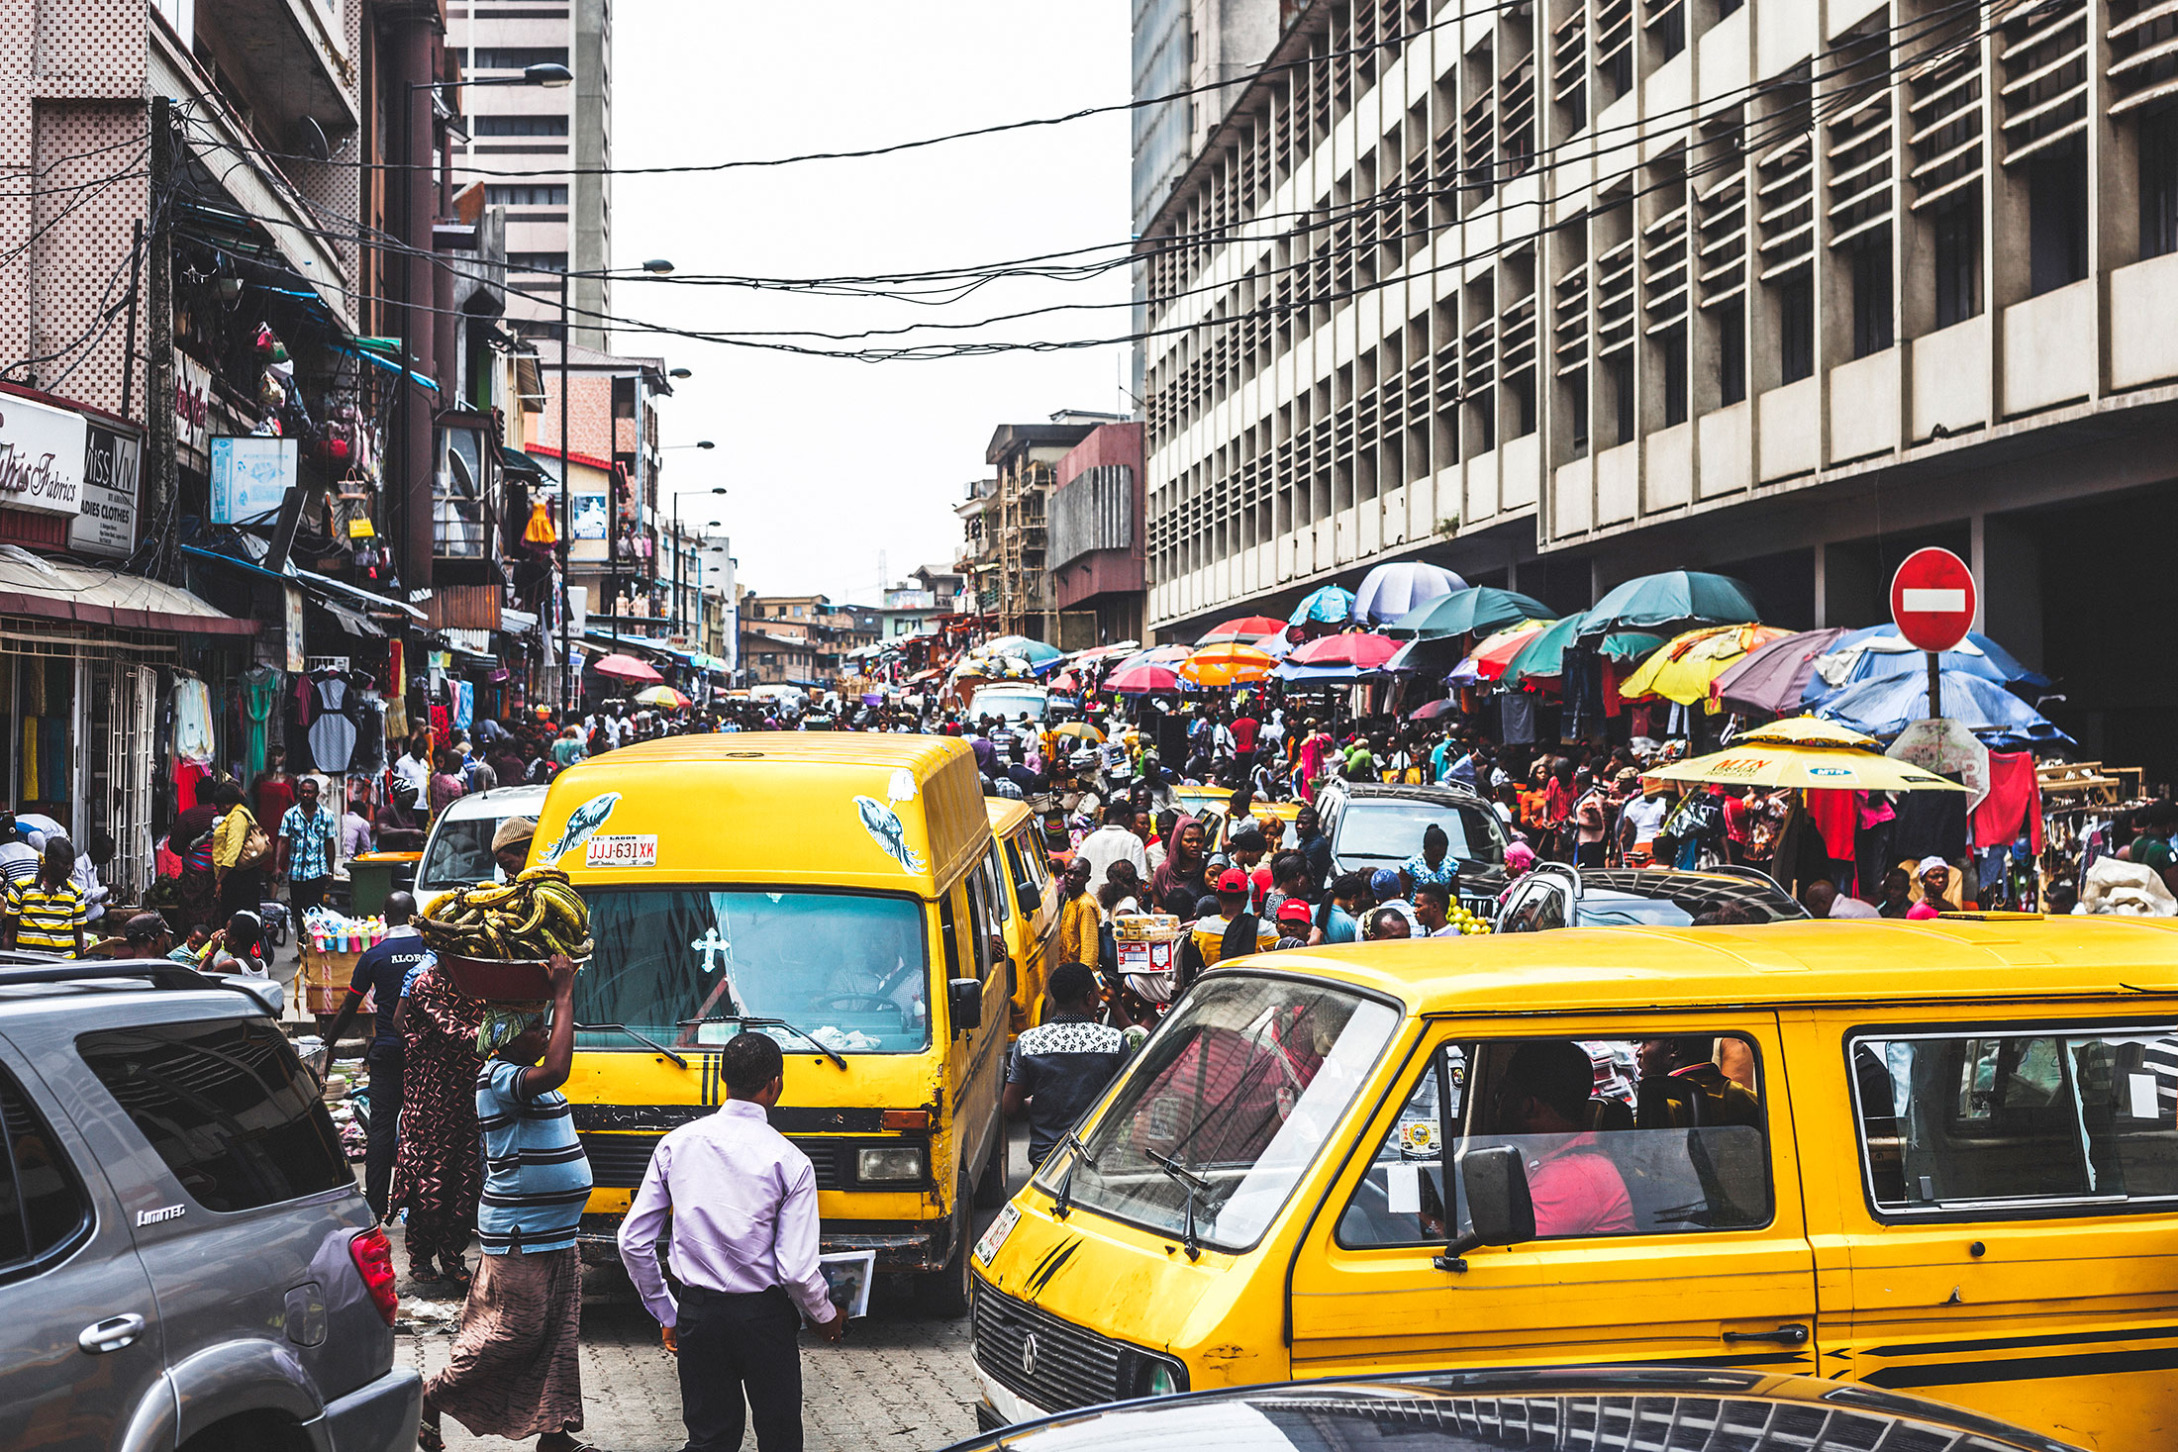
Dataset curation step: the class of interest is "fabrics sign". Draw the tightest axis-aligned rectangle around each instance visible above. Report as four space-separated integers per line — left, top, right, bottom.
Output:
69 423 141 557
0 392 87 518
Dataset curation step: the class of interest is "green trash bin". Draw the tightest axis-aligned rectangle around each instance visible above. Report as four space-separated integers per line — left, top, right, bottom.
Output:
346 852 420 918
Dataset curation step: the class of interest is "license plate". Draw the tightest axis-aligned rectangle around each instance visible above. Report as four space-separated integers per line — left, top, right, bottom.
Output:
974 1203 1020 1266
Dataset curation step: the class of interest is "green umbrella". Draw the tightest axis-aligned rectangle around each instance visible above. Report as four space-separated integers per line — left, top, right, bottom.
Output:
1576 570 1760 637
1384 586 1557 640
1505 612 1589 683
1597 631 1667 662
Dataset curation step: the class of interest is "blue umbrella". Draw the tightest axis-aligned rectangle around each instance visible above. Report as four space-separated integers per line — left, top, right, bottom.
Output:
1290 584 1358 625
1814 669 2073 749
983 634 1062 664
1271 661 1370 689
1799 627 2047 705
1385 585 1556 639
1353 561 1467 624
1576 571 1760 637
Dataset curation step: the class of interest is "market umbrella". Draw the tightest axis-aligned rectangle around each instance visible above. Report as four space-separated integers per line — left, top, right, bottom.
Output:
633 685 690 709
1618 624 1791 706
1576 570 1761 638
1051 721 1104 743
1800 627 2050 705
1290 584 1358 625
1408 696 1462 720
1504 612 1590 684
1271 661 1372 688
1286 632 1403 670
1596 631 1668 663
984 635 1063 664
1352 561 1467 625
1112 642 1193 675
1646 741 1973 793
1197 615 1286 645
591 653 664 684
1048 670 1080 694
1105 663 1181 695
1384 585 1555 640
1253 629 1296 659
1712 626 1849 716
1180 642 1276 688
1448 619 1554 686
1814 669 2074 749
1736 716 1879 749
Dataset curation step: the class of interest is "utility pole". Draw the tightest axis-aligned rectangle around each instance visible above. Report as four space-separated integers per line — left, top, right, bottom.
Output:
144 97 175 578
559 269 573 712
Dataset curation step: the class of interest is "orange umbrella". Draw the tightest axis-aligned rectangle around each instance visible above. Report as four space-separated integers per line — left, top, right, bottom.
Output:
1180 643 1275 688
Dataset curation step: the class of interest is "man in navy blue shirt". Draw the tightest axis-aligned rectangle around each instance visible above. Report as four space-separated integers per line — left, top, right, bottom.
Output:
324 890 434 1219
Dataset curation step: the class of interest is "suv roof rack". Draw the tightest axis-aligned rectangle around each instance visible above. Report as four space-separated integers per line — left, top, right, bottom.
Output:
0 958 224 992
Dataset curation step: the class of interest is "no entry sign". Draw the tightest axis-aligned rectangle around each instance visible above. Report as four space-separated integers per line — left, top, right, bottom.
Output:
1890 547 1976 654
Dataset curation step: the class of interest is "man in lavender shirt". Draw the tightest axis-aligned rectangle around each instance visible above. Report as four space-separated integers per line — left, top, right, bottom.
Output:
619 1032 846 1452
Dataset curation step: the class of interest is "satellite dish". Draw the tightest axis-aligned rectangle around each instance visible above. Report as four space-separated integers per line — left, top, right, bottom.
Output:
446 447 476 496
298 117 331 162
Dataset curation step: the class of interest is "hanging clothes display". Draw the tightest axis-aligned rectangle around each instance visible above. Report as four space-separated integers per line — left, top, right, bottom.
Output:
41 715 65 804
1499 690 1538 745
240 665 280 783
1972 751 2045 853
451 680 474 730
306 671 360 775
172 676 215 762
1893 776 1969 864
349 693 387 772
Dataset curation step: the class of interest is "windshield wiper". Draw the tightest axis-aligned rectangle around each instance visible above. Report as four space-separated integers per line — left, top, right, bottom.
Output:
1145 1148 1210 1262
578 1023 689 1070
680 1014 847 1071
1049 1129 1098 1219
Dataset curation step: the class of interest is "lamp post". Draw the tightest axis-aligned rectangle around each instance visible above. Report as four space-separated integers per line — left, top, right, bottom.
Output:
666 478 725 638
400 62 569 593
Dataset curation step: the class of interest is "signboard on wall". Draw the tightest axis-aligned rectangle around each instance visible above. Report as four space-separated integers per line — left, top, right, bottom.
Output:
209 436 297 524
284 584 307 673
0 391 87 518
174 350 211 472
69 424 141 558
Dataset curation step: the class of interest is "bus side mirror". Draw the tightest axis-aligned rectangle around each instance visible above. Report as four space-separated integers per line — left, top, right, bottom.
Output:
948 977 983 1034
1434 1144 1537 1272
1017 882 1043 915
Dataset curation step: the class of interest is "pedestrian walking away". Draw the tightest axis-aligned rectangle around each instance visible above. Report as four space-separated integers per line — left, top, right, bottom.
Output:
319 890 433 1219
391 957 488 1289
1004 961 1131 1168
420 955 593 1452
618 1031 846 1452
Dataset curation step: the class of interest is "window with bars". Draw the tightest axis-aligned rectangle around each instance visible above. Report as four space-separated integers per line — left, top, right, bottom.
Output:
1754 106 1815 286
2142 104 2178 258
1646 0 1686 64
1933 197 1982 327
1501 253 1539 440
1715 296 1747 405
2114 0 2178 258
1904 14 1984 216
1779 271 1815 383
1465 277 1498 452
1850 233 1895 357
1825 23 1895 258
1500 47 1538 182
1463 41 1497 215
1552 1 1588 134
1998 0 2087 170
1597 0 1634 103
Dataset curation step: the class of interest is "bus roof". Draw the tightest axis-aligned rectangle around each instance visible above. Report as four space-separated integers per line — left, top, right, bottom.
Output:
534 732 990 895
1223 916 2178 1016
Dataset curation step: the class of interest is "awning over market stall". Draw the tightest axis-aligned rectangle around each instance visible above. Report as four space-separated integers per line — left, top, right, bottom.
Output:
6 549 256 635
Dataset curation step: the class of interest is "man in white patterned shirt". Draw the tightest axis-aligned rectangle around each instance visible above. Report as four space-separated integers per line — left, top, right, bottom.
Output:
1004 961 1131 1168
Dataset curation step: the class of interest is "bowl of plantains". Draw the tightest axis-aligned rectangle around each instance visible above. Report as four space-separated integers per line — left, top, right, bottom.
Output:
420 870 594 1002
439 953 559 1002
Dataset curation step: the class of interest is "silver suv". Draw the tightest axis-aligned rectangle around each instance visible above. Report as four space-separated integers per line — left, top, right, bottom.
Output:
0 958 419 1452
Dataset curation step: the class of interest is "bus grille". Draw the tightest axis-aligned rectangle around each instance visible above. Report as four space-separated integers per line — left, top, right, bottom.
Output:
972 1279 1126 1412
578 1132 843 1190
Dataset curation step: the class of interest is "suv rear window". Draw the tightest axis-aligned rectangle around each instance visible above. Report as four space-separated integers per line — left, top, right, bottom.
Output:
0 1066 89 1271
78 1019 351 1212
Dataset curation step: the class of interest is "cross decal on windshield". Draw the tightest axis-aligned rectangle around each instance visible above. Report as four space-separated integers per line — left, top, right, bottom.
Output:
691 926 731 974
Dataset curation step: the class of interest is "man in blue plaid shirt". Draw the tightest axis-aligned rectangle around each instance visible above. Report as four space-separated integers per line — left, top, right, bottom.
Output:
278 776 341 917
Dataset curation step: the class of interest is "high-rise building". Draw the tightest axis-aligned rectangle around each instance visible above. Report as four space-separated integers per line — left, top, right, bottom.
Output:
1139 0 2178 772
449 0 612 347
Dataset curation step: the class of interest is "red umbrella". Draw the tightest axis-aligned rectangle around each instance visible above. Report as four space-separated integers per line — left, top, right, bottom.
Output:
1408 697 1461 720
1286 632 1401 670
590 652 664 684
1105 663 1180 694
1197 615 1286 645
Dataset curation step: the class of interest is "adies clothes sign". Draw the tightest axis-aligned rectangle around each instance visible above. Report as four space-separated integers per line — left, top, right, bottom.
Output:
0 392 87 518
69 423 142 558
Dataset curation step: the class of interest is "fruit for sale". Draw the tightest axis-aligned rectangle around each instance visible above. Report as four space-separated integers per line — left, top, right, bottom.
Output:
419 867 593 961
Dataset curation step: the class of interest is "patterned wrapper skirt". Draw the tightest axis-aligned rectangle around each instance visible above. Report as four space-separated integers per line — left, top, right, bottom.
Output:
426 1244 584 1439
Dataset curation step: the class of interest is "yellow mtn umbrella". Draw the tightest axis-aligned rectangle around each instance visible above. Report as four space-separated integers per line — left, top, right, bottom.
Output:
1619 623 1792 706
1736 717 1879 749
1052 721 1105 744
1646 742 1972 792
1181 642 1276 688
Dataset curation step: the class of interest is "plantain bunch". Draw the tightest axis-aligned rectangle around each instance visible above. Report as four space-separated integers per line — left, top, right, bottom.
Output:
420 866 594 961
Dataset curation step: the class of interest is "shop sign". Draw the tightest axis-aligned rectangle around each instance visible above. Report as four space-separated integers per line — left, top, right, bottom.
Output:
209 436 297 524
174 350 211 470
69 423 141 558
0 392 87 518
284 584 306 673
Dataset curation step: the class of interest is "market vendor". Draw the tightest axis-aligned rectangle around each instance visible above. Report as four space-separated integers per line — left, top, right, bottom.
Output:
494 816 538 881
1911 856 1960 917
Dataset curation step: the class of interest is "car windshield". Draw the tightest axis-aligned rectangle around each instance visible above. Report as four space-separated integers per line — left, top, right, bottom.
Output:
1578 893 1701 926
1037 975 1399 1252
973 691 1046 720
573 888 930 1055
1335 800 1505 866
418 815 507 891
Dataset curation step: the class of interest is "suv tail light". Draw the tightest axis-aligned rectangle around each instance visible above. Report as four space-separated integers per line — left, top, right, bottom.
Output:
349 1227 398 1326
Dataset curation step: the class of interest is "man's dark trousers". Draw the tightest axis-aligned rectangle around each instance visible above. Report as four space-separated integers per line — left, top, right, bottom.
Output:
677 1283 805 1452
362 1043 403 1219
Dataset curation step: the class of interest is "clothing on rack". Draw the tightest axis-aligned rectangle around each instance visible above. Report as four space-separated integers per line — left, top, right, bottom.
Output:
452 680 474 730
171 677 214 762
241 665 280 782
307 673 359 775
1892 776 1969 864
1972 751 2045 853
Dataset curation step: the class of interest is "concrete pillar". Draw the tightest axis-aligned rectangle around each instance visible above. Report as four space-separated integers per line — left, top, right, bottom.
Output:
400 17 440 589
1978 512 2045 671
1812 542 1828 627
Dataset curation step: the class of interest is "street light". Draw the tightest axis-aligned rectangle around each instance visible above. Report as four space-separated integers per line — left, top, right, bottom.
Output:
669 367 692 379
670 486 730 634
641 258 675 274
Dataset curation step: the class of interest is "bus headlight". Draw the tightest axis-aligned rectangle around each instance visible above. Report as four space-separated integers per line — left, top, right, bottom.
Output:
857 1146 926 1182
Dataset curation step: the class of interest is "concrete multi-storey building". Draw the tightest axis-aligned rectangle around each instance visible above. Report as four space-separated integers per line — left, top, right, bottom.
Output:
959 412 1129 642
1140 0 2178 771
448 0 612 346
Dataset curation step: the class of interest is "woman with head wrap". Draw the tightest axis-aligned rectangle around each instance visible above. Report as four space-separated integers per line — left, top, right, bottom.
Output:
391 960 489 1289
1149 815 1209 918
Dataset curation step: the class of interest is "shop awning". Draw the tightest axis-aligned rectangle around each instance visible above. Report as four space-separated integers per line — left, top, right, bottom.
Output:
307 596 384 638
499 447 551 480
296 567 428 621
0 547 255 635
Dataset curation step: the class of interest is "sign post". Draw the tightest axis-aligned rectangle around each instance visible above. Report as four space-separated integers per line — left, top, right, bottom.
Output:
1889 547 1978 721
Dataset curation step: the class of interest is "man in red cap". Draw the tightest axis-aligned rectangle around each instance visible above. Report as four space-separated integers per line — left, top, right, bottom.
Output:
1272 897 1314 949
1189 867 1278 970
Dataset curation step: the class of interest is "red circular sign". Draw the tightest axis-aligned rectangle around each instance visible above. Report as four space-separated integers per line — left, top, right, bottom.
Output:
1889 547 1977 653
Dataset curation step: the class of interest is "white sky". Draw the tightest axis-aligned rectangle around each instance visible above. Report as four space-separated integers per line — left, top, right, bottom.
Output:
612 1 1134 603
